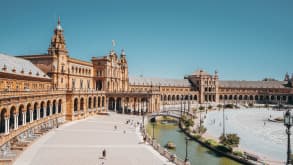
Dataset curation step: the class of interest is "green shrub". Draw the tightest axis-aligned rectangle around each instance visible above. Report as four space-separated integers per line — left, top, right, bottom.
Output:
181 115 187 122
216 145 233 153
224 104 234 109
198 126 207 134
217 104 223 109
199 106 205 111
219 134 240 147
205 139 218 147
233 151 244 157
184 118 194 128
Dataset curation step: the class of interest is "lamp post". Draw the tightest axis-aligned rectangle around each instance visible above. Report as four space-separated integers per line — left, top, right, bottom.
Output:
183 100 186 115
152 122 155 140
185 136 189 162
222 100 226 137
56 118 58 128
142 109 145 129
284 109 292 165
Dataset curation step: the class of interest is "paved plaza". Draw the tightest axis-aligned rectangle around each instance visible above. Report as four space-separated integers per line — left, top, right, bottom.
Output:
204 108 286 164
14 113 173 165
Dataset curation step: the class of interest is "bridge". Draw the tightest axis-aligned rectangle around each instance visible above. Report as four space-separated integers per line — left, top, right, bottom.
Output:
149 109 195 119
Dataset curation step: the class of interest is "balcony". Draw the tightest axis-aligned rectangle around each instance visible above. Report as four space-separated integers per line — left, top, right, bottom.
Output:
0 90 67 99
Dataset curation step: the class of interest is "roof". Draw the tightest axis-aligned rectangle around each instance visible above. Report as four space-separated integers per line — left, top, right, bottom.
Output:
219 80 287 89
0 53 50 79
129 77 191 87
191 69 210 76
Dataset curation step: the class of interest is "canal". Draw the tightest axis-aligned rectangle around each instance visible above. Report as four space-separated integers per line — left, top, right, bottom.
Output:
146 120 241 165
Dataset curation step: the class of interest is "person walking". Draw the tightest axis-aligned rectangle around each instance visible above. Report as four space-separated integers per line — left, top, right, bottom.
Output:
102 149 106 159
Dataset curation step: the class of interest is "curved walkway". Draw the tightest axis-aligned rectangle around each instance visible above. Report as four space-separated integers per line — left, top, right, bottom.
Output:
14 112 173 165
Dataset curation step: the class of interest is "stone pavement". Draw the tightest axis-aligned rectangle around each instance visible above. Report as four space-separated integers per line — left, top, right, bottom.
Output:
14 112 174 165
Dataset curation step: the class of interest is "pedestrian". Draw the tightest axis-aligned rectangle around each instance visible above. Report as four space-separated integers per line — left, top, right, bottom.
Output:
123 130 126 134
114 125 117 130
102 149 106 158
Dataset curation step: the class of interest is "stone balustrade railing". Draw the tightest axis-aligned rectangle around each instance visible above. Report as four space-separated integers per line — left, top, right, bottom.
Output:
0 113 63 146
0 90 66 98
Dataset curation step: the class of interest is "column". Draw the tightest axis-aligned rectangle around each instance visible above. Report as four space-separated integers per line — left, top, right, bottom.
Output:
50 104 53 116
22 112 26 125
37 108 40 120
106 97 109 112
5 118 9 134
30 110 33 123
114 98 116 112
122 98 125 114
14 114 18 130
43 107 47 118
138 99 141 115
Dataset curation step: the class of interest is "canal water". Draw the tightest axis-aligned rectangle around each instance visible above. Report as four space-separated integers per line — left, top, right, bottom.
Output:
147 121 241 165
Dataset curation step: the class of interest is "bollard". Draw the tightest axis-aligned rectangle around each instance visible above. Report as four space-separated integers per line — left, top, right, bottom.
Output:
157 144 160 150
171 154 177 162
163 148 167 156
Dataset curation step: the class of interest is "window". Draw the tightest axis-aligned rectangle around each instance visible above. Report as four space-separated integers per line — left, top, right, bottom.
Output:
87 80 90 89
72 79 75 89
80 80 83 89
61 65 65 73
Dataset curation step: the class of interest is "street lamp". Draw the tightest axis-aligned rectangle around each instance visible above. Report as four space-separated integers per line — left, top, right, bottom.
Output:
142 110 145 129
284 109 292 165
185 136 189 162
222 100 226 137
152 122 155 140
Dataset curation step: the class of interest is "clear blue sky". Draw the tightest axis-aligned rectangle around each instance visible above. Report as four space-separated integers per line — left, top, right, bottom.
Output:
0 0 292 80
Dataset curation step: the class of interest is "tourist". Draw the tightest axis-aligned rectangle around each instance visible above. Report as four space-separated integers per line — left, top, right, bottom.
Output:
102 149 106 158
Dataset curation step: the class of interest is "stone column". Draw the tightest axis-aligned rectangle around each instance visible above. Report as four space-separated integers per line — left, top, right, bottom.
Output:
50 104 53 116
122 98 125 114
30 110 33 123
22 112 26 125
14 114 18 130
37 108 40 120
43 107 47 118
138 99 141 115
106 97 109 112
5 118 9 134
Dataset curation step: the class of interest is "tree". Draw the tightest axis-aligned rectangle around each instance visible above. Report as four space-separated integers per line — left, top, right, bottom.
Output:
219 134 240 147
184 118 194 128
208 105 212 110
198 125 207 134
199 106 205 111
181 115 187 122
217 104 222 109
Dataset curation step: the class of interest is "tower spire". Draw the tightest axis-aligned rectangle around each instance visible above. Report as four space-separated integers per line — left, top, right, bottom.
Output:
48 17 67 55
56 16 62 31
58 16 61 25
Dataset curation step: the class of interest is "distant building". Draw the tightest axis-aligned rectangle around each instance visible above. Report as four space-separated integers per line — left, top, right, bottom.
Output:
0 18 292 147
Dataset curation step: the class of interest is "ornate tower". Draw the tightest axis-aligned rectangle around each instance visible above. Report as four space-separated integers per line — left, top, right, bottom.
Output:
187 69 218 103
284 72 290 81
120 49 129 91
48 17 69 89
